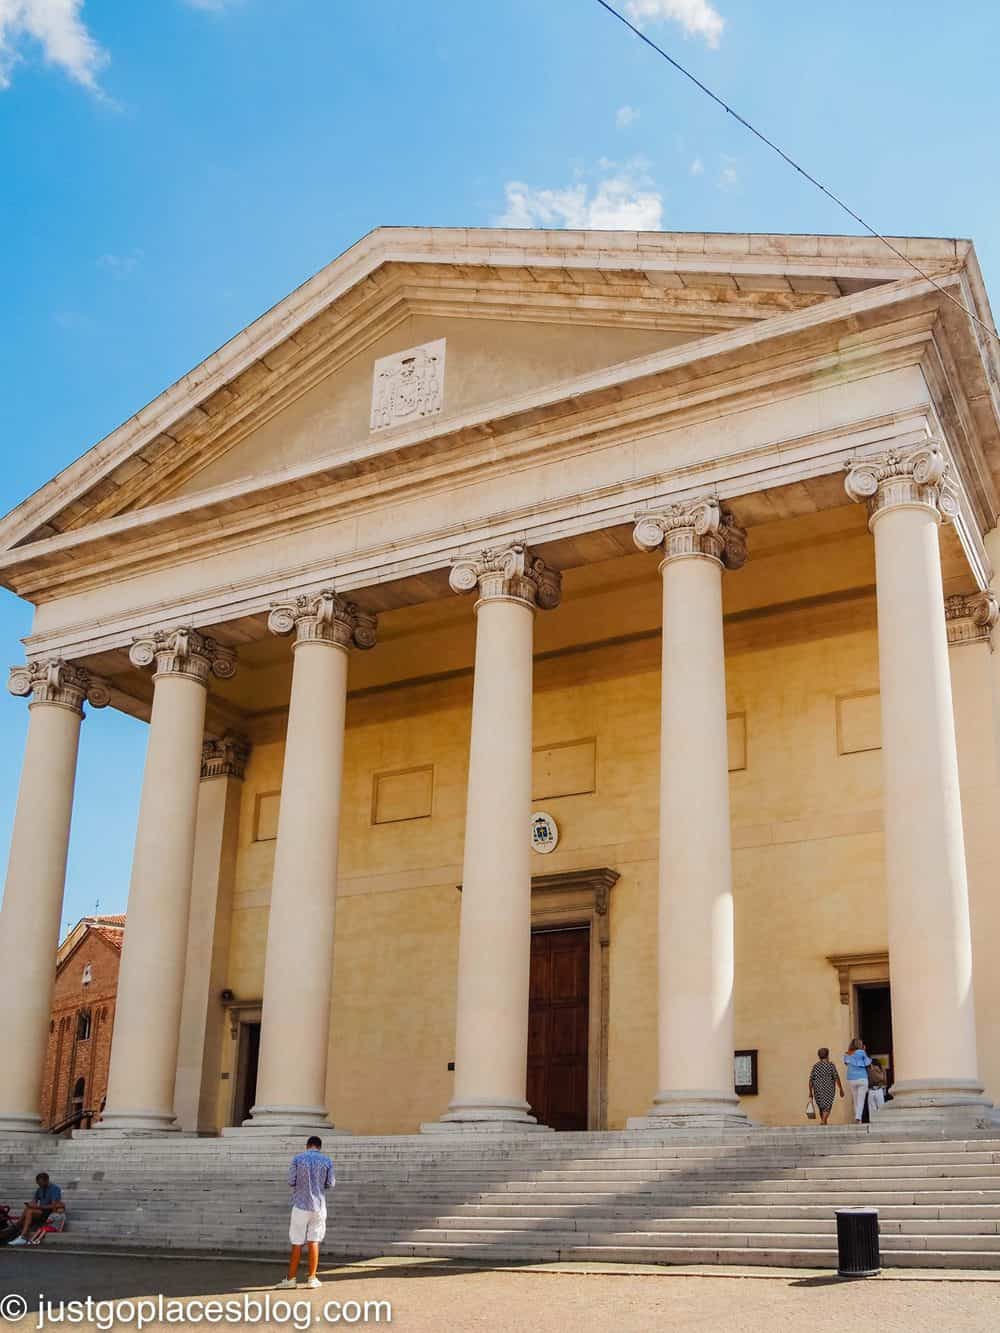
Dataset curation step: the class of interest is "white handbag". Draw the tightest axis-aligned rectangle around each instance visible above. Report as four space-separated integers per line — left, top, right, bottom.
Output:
805 1098 817 1119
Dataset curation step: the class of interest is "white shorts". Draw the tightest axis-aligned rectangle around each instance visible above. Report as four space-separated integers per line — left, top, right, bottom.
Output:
289 1204 326 1245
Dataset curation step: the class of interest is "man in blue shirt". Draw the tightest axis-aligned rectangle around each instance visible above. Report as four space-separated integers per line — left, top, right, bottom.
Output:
8 1173 64 1246
276 1136 335 1290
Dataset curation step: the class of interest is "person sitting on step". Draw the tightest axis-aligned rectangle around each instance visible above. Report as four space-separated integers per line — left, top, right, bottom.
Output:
7 1173 64 1246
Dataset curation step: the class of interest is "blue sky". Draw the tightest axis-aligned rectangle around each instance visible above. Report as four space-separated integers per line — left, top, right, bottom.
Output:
2 0 999 933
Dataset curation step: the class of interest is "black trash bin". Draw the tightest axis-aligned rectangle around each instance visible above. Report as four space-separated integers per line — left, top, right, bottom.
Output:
835 1207 880 1277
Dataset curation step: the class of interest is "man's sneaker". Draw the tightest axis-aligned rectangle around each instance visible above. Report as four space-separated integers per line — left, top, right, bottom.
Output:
274 1277 297 1289
7 1237 27 1247
303 1277 321 1290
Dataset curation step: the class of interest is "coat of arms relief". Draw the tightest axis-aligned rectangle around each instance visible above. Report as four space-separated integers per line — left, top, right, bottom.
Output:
370 338 446 432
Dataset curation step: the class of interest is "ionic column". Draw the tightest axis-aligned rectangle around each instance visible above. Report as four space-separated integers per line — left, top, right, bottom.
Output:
980 527 1000 782
627 499 750 1129
426 545 561 1131
174 734 250 1134
100 629 236 1132
846 444 989 1115
247 591 376 1131
0 661 108 1133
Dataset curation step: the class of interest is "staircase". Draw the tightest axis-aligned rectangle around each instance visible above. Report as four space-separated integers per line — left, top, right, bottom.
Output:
3 1129 1000 1269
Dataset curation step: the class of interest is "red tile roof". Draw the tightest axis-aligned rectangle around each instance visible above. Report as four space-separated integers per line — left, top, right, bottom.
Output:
90 926 124 951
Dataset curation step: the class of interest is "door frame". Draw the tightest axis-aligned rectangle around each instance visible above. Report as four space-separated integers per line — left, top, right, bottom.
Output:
530 867 618 1131
226 1004 262 1127
826 952 889 1034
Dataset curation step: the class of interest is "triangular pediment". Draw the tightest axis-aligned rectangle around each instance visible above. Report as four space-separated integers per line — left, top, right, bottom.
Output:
0 226 978 556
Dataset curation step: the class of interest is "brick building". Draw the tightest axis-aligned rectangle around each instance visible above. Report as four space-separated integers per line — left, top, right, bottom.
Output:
39 915 124 1132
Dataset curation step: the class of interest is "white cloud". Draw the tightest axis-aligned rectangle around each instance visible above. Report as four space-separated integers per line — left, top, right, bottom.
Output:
0 0 108 92
98 249 143 279
717 158 739 190
615 104 639 129
497 167 663 232
625 0 725 48
689 157 704 175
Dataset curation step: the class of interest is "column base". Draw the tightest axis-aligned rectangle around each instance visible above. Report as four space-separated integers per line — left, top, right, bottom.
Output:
627 1089 752 1131
877 1079 998 1129
95 1110 180 1134
0 1111 44 1134
422 1096 553 1134
235 1104 348 1135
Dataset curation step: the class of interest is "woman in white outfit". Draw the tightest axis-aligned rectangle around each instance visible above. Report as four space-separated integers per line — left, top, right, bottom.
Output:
843 1037 872 1123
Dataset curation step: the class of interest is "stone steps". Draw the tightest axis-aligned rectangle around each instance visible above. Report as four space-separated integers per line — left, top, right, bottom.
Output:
7 1129 1000 1271
59 1210 1000 1236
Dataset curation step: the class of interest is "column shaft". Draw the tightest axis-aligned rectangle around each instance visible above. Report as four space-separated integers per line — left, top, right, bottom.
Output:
982 527 1000 783
250 641 348 1127
874 506 981 1099
449 596 535 1120
657 556 739 1106
0 700 83 1131
847 444 988 1115
101 675 208 1129
101 628 234 1132
244 588 374 1132
173 735 248 1133
627 499 748 1128
425 544 561 1131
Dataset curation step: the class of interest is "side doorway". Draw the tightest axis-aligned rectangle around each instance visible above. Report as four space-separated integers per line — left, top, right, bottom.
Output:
856 982 894 1090
232 1021 261 1127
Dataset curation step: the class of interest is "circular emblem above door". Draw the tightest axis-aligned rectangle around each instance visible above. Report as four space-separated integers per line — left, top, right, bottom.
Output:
530 811 559 854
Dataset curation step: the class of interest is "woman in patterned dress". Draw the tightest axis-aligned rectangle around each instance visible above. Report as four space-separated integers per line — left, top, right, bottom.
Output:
808 1047 844 1124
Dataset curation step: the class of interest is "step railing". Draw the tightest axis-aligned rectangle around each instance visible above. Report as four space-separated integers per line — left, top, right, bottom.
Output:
47 1106 96 1136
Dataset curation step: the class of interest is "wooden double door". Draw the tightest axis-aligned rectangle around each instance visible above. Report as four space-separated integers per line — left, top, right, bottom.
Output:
526 926 590 1131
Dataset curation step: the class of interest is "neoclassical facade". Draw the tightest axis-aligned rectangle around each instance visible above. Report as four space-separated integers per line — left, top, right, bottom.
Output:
1 227 999 1136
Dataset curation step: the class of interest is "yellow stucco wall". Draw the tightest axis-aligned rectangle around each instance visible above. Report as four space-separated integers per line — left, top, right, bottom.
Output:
214 567 1000 1135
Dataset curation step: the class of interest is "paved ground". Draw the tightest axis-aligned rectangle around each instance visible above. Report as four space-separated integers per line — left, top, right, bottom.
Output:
1 1251 999 1331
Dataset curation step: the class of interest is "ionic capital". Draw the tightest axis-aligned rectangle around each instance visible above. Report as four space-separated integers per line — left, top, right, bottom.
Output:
129 627 237 684
633 497 747 570
267 588 377 650
8 659 111 716
945 592 999 648
449 544 562 610
201 732 251 781
845 444 959 525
